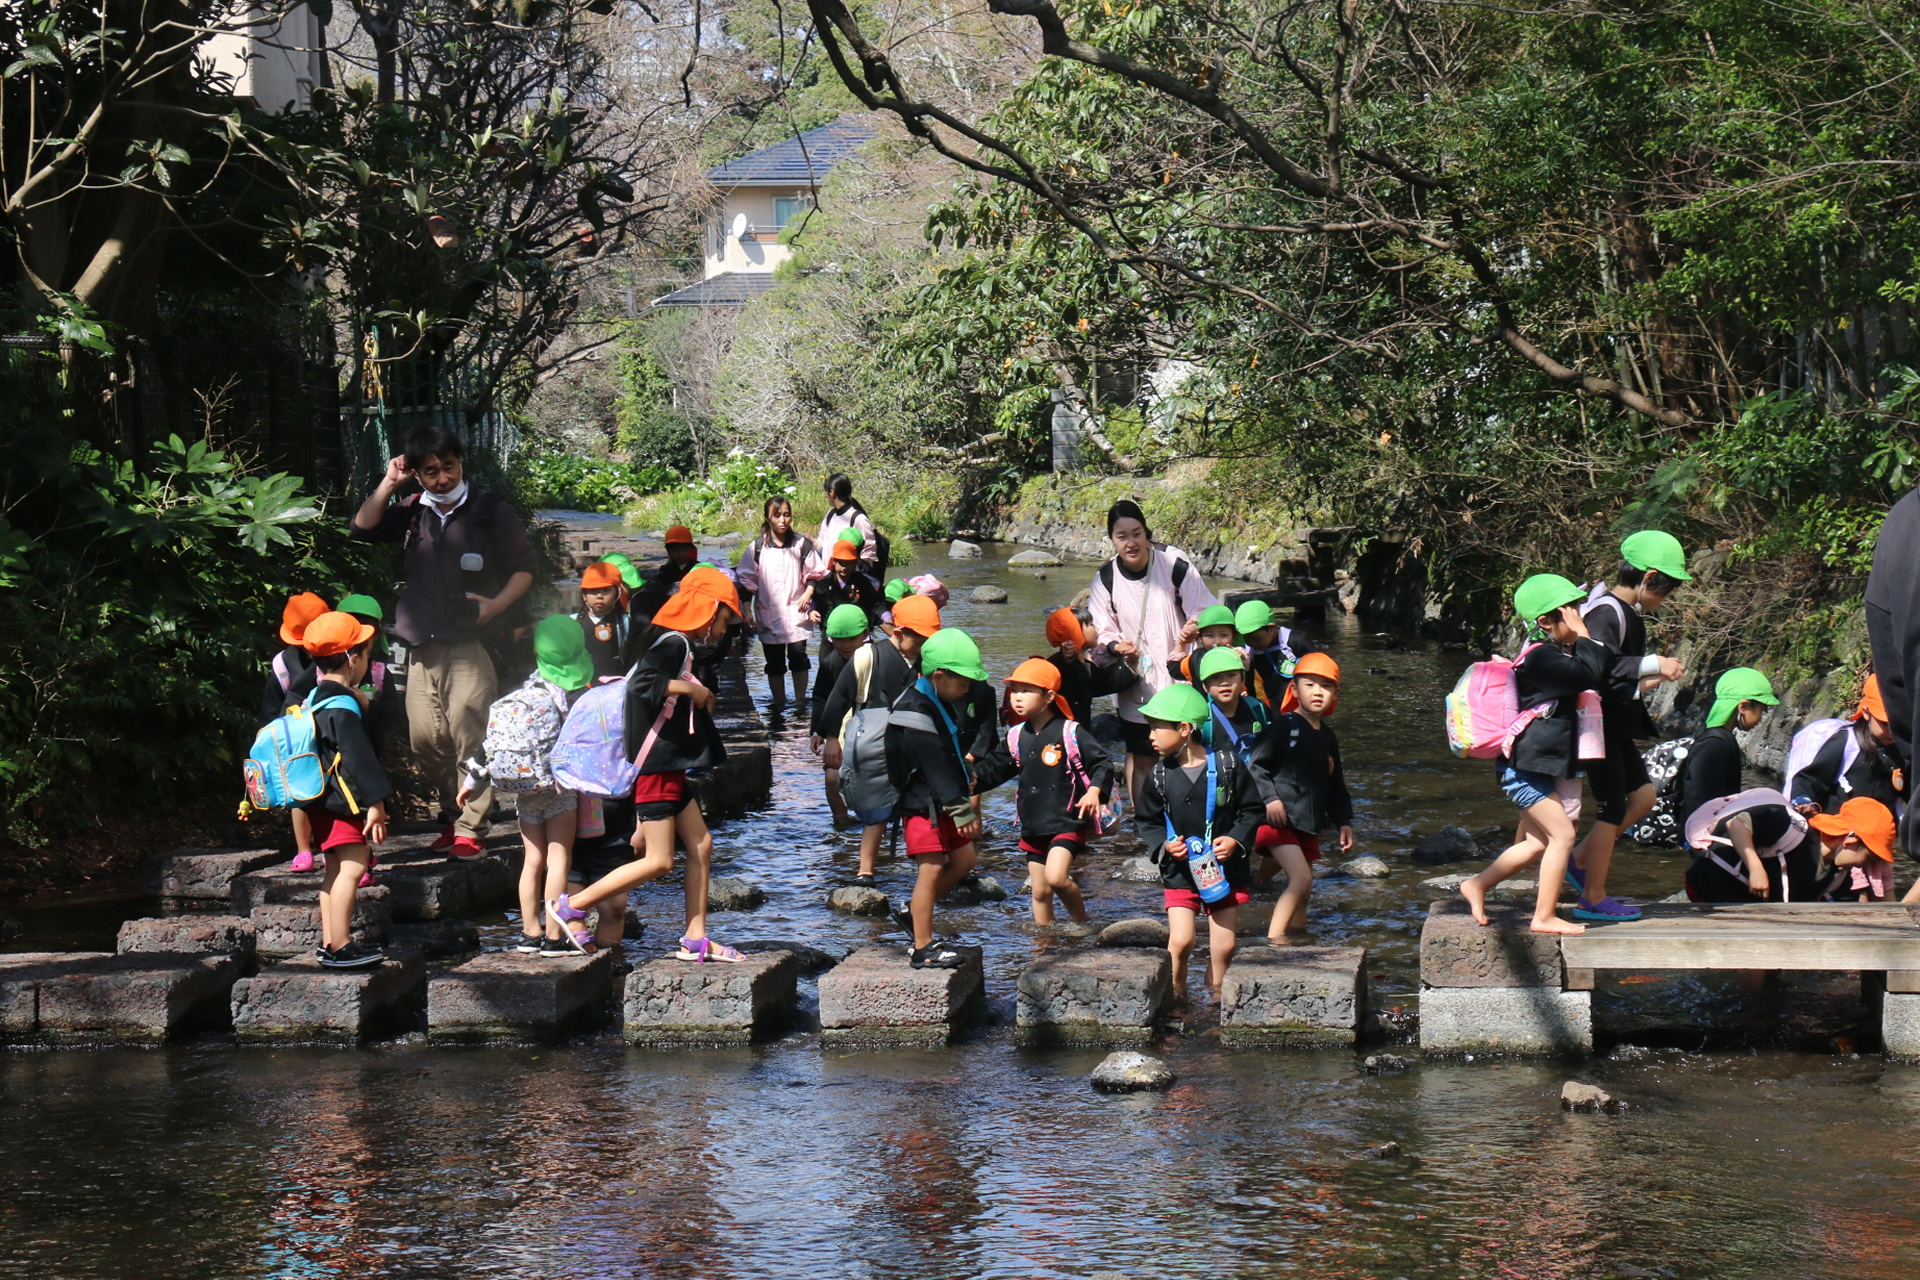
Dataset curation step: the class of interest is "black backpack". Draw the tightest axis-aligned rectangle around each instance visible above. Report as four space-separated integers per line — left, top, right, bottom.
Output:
1098 553 1193 597
1625 736 1695 847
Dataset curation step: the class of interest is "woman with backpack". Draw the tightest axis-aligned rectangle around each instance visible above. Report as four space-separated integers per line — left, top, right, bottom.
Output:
547 567 747 962
736 495 817 706
818 473 879 570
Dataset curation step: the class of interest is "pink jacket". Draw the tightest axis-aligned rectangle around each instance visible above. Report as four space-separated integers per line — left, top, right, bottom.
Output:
1088 545 1216 723
737 533 817 644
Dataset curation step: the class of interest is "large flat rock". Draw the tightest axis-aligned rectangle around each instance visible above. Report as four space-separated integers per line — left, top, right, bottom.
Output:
1219 946 1368 1046
428 949 616 1044
144 847 284 902
622 951 798 1045
1419 900 1565 988
1419 986 1592 1057
231 954 427 1045
818 944 985 1047
116 915 256 967
250 892 391 960
0 952 238 1045
232 852 514 923
1015 948 1171 1046
692 739 773 820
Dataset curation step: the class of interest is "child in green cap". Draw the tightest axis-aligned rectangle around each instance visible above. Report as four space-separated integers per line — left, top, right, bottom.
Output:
1234 599 1322 710
812 604 873 828
1169 603 1242 689
1196 645 1269 761
1676 668 1788 900
1460 574 1608 936
1135 683 1264 991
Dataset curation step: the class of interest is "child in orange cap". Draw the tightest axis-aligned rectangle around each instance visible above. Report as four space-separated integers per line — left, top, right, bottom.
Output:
573 561 631 680
996 657 1113 926
261 592 330 872
1809 796 1899 901
1788 674 1906 822
655 526 700 592
548 567 748 962
300 611 393 967
1045 606 1141 724
1246 652 1354 938
810 538 882 638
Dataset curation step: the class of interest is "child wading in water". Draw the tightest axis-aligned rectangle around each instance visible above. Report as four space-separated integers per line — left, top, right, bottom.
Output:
547 567 745 961
810 604 872 828
1460 574 1606 936
1000 658 1112 927
299 611 393 967
573 562 631 681
1169 604 1242 689
1247 652 1353 938
1136 684 1263 991
1044 607 1140 725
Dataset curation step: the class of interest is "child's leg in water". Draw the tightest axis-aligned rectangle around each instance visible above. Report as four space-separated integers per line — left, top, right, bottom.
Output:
1460 814 1547 926
1205 905 1239 988
1041 845 1087 923
857 823 884 877
1268 843 1314 939
823 766 849 826
1027 860 1054 925
319 843 369 951
910 842 977 948
1166 906 1198 990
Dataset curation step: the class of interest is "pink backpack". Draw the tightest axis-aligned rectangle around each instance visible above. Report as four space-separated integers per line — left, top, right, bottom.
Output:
1445 643 1554 760
1006 719 1122 835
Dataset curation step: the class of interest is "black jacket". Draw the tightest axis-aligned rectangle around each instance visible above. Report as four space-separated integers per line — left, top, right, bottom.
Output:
888 678 1013 823
975 712 1115 840
349 488 538 647
622 631 725 774
813 567 884 628
1135 749 1263 893
1867 487 1920 772
1502 637 1609 777
1582 594 1659 739
308 685 394 818
1247 629 1323 708
1248 711 1353 832
811 644 856 737
258 645 317 727
286 660 398 758
1049 652 1140 725
1792 721 1905 814
1677 724 1744 830
1197 697 1270 762
574 607 630 681
818 639 918 739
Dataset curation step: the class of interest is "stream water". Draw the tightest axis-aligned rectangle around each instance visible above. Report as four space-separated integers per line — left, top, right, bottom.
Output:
4 539 1919 1279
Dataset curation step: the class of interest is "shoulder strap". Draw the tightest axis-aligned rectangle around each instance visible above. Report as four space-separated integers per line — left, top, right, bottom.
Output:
273 649 294 694
1171 556 1190 593
1006 723 1022 763
1099 561 1115 594
853 642 875 704
305 687 363 717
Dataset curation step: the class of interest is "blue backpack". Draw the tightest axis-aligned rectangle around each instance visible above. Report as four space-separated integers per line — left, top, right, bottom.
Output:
244 688 361 810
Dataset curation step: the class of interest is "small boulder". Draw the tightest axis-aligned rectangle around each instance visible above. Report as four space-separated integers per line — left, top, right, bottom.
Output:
1341 855 1391 879
970 585 1010 604
1420 873 1470 891
1111 857 1160 884
737 940 846 973
829 886 892 917
1561 1081 1619 1113
1091 1050 1175 1093
1364 1053 1415 1073
1008 548 1063 567
623 914 647 940
706 876 767 912
1412 825 1478 864
1359 1141 1402 1159
1097 917 1170 948
941 874 1007 905
0 915 19 944
948 540 983 559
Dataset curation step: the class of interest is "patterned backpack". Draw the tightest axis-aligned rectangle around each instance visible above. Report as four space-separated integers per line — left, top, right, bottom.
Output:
549 677 638 798
482 677 567 793
1624 736 1695 846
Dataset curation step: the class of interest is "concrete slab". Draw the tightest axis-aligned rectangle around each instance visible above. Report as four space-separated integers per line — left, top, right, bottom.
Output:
250 892 391 960
819 944 985 1047
1219 946 1367 1047
1 954 238 1045
116 915 256 966
622 951 798 1045
1419 901 1565 988
1015 949 1171 1046
233 853 514 923
1884 992 1920 1060
1419 986 1592 1057
231 954 427 1045
144 847 284 902
692 740 773 820
427 949 616 1044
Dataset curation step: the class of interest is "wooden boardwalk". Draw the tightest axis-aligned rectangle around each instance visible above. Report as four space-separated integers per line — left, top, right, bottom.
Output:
1559 902 1920 990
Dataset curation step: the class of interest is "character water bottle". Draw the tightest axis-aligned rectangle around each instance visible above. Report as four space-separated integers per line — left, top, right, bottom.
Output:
1575 689 1605 760
1186 835 1231 904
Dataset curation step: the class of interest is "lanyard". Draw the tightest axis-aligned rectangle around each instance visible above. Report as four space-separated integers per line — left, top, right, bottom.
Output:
917 676 972 786
1210 703 1242 750
1163 749 1218 845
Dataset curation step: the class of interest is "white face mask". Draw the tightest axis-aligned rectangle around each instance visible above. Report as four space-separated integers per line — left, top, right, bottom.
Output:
426 478 469 510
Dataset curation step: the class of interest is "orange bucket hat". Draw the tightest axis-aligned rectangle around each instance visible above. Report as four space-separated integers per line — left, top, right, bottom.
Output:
1282 651 1341 716
279 592 331 646
651 566 741 633
581 561 624 592
303 611 376 657
1854 673 1888 724
891 595 942 638
1005 656 1074 720
829 540 859 563
663 525 695 546
1045 607 1085 651
1809 796 1897 861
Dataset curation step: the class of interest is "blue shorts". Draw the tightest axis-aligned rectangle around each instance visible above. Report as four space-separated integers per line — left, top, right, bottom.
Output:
853 806 894 827
1499 764 1560 811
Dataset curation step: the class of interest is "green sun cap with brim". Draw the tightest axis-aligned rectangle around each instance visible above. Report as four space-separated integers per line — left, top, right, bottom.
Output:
1513 573 1586 623
534 614 594 692
336 593 384 623
1139 683 1212 726
826 604 871 639
1233 600 1274 634
598 553 643 590
920 628 988 683
836 526 865 549
885 577 911 603
1706 666 1779 728
1196 603 1237 630
1198 646 1248 682
1621 529 1692 582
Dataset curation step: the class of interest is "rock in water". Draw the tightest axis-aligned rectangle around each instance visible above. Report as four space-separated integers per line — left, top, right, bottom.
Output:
736 940 846 973
941 874 1007 905
1421 873 1470 891
1364 1053 1415 1073
949 540 983 558
1360 1141 1402 1159
623 914 647 940
1561 1081 1619 1113
1412 825 1479 864
1091 1051 1175 1092
970 585 1009 604
1111 857 1160 883
1341 855 1391 879
1097 917 1171 948
1008 548 1063 567
706 876 766 912
828 886 891 917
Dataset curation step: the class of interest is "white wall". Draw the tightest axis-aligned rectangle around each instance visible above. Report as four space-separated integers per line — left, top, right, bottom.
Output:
205 4 322 113
702 186 813 278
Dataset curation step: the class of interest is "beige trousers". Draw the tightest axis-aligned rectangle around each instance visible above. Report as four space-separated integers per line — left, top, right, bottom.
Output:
407 639 498 838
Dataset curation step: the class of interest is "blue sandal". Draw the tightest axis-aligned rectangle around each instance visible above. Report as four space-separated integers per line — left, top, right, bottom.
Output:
1572 895 1641 922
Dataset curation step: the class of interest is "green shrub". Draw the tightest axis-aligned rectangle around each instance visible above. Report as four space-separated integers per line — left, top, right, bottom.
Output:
517 453 677 512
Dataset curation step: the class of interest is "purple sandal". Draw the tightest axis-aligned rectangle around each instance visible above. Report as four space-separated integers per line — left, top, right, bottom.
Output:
1572 895 1642 922
546 895 594 952
676 934 745 963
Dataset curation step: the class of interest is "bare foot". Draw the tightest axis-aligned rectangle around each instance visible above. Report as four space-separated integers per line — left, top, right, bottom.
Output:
1460 877 1490 926
1531 915 1586 936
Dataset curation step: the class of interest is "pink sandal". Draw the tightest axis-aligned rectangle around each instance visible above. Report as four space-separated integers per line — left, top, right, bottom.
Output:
545 895 594 953
676 935 744 963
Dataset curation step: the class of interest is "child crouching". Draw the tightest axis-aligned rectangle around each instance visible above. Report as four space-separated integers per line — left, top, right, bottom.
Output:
300 612 393 968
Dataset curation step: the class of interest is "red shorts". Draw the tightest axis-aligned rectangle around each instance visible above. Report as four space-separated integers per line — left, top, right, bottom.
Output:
1254 825 1321 862
1019 829 1090 859
633 770 691 821
309 810 369 852
904 812 970 862
1163 886 1252 914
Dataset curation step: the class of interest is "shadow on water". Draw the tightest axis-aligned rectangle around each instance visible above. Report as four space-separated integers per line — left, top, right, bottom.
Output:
4 541 1919 1278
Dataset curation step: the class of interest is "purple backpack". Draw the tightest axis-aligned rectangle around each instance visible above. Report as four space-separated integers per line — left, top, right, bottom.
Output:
549 678 639 798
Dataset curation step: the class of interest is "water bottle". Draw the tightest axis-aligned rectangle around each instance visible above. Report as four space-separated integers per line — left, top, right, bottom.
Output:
1185 835 1231 904
1575 689 1605 759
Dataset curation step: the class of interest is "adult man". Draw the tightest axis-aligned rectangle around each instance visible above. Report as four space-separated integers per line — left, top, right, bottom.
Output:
350 426 536 858
1868 488 1919 866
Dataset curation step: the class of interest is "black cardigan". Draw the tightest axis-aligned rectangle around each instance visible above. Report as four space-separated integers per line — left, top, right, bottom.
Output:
977 712 1116 840
887 678 1013 823
1503 637 1609 777
1248 711 1353 832
1135 749 1264 892
1677 724 1744 831
308 687 395 818
622 631 726 774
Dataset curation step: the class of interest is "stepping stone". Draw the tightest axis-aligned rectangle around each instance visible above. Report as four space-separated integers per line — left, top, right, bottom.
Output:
377 851 516 921
818 944 986 1047
1884 993 1920 1060
250 891 391 961
1418 986 1592 1056
737 940 845 973
1016 948 1172 1046
693 741 774 820
390 919 481 959
622 950 798 1045
1218 946 1367 1046
116 915 256 966
231 954 427 1045
1419 900 1564 988
706 876 766 912
1097 917 1170 948
1 952 239 1045
144 847 284 903
427 949 616 1044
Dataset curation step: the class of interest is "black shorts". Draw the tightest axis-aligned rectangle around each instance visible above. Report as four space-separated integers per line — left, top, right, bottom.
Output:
570 835 637 885
1121 718 1154 758
763 639 810 676
1587 724 1651 824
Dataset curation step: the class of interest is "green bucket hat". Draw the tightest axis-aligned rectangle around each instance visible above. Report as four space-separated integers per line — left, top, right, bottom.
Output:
1621 530 1693 582
534 614 594 692
1513 573 1586 625
920 628 989 683
885 577 911 603
836 526 865 549
1196 604 1237 630
336 593 384 623
1233 600 1274 634
1198 646 1247 682
1139 683 1211 726
826 603 871 640
1706 667 1778 728
599 553 643 590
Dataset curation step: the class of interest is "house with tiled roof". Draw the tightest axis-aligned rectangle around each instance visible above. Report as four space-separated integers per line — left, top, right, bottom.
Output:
654 117 875 308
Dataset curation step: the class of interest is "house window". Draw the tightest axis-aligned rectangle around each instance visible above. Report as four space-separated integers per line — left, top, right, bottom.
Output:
772 196 811 228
